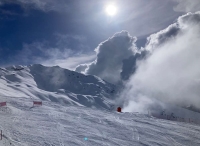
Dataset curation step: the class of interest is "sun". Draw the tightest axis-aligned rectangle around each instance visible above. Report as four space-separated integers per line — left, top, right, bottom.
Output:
105 4 117 16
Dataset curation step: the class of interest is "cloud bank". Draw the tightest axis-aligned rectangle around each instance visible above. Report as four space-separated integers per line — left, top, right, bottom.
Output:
43 53 96 70
121 11 200 112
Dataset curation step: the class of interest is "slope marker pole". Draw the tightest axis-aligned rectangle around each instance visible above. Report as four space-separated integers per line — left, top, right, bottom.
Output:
1 130 2 140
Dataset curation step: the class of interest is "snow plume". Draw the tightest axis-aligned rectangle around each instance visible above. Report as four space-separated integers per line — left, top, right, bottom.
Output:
76 31 138 84
121 11 200 113
120 50 148 81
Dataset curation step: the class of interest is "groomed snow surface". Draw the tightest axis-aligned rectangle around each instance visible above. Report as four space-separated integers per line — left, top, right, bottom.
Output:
0 97 199 146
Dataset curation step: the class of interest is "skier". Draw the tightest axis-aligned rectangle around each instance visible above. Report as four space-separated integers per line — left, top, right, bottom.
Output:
117 107 122 112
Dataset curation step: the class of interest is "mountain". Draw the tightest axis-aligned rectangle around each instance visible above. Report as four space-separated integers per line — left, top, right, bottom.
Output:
0 64 117 110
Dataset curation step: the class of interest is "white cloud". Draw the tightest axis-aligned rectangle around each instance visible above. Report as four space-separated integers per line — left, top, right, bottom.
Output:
173 0 200 12
22 41 72 59
76 30 138 84
146 23 180 51
121 11 200 112
43 53 96 70
5 31 92 70
5 41 71 66
12 41 95 70
146 11 200 51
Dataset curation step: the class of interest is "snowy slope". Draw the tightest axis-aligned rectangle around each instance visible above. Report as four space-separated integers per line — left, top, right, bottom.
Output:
0 64 116 110
0 96 200 146
0 64 200 146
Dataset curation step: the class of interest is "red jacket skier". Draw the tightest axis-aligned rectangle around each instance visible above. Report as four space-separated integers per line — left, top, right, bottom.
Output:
117 107 122 112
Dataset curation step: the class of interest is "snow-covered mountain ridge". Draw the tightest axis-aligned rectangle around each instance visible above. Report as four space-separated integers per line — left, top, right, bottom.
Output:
0 64 117 109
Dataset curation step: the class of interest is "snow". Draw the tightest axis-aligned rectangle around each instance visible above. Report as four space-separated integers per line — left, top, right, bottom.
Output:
151 103 200 124
0 64 116 109
0 64 199 145
0 97 200 145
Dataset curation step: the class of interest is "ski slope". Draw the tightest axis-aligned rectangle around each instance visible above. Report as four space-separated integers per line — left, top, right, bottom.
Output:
0 96 199 146
0 64 200 145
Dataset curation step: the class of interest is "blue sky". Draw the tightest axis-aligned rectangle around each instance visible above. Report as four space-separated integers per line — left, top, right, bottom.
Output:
0 0 198 69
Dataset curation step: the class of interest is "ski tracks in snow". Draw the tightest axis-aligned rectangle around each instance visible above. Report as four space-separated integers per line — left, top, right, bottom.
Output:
131 127 140 142
166 136 186 146
0 98 200 146
114 114 140 144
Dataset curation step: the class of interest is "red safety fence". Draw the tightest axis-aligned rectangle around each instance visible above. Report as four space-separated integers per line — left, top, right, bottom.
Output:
33 101 42 106
0 102 6 107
